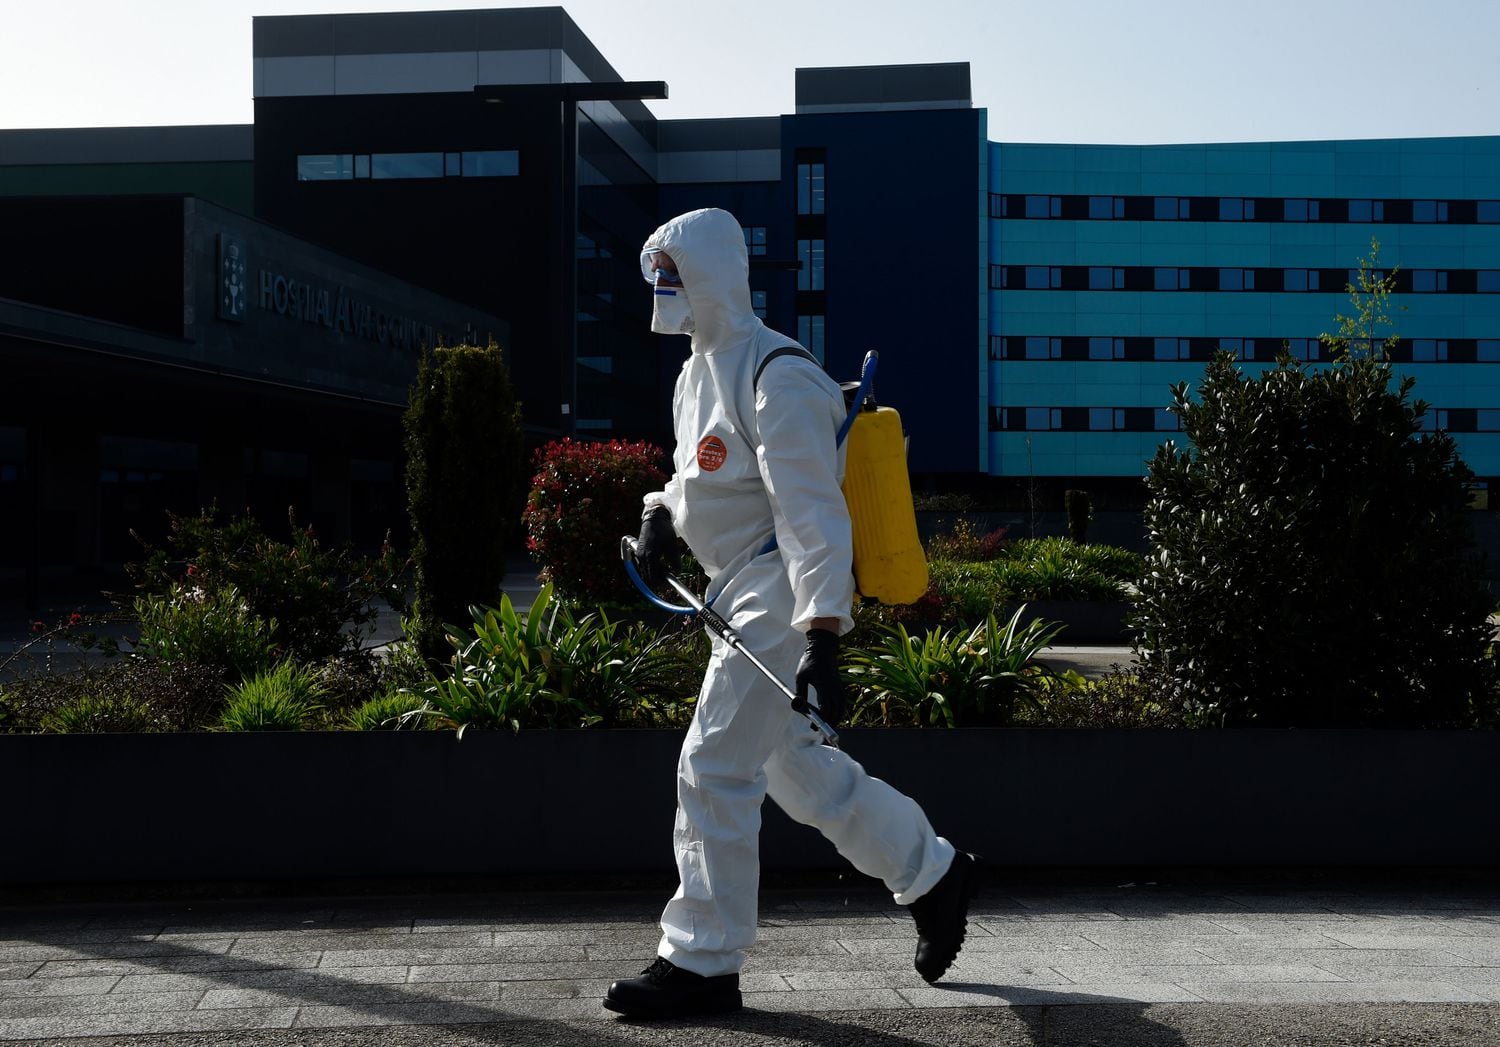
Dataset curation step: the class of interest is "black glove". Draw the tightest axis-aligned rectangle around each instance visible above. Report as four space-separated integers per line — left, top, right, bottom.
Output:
635 505 677 588
793 628 846 729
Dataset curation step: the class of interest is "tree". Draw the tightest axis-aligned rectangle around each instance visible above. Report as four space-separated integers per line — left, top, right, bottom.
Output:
404 343 524 665
1133 241 1495 728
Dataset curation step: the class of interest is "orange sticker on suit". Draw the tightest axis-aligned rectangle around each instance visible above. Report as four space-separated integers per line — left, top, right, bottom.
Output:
697 435 728 471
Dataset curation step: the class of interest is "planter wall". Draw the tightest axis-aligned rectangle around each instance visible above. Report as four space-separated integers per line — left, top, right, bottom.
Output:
5 729 1498 885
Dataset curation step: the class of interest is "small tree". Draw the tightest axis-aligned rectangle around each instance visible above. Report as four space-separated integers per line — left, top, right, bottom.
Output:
1133 241 1495 728
404 343 524 664
523 439 668 607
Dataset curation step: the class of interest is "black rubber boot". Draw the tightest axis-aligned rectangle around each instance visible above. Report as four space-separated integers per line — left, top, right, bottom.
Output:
907 851 979 983
603 957 743 1018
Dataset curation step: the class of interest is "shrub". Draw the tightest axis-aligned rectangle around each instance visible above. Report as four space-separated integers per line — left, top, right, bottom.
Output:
995 538 1142 603
523 438 669 606
844 607 1064 727
127 507 407 665
42 695 156 734
1134 242 1496 728
1021 670 1182 729
134 584 278 683
420 584 701 733
1064 489 1092 544
220 662 325 731
405 343 525 664
925 518 1008 562
345 690 432 731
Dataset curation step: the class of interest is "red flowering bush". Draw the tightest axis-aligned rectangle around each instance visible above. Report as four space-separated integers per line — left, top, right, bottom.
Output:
523 439 669 606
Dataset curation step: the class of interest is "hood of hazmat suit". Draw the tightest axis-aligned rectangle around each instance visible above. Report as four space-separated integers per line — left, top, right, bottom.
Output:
642 208 855 636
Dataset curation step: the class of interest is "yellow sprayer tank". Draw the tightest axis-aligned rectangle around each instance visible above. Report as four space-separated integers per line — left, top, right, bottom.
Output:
841 403 929 605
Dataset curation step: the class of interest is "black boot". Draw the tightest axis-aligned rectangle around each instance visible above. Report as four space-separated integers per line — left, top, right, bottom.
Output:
907 851 979 983
604 957 743 1018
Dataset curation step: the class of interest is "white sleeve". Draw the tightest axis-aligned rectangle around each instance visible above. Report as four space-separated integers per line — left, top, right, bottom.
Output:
754 361 855 635
642 371 686 521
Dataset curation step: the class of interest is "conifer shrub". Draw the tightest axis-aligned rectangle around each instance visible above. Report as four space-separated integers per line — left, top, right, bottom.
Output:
404 343 525 664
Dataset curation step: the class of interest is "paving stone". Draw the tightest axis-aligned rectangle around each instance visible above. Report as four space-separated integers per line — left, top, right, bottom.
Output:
0 930 163 947
293 997 603 1028
1080 930 1349 950
111 967 410 994
1053 963 1344 985
582 938 850 961
0 976 118 998
496 978 613 1000
487 927 654 947
318 945 584 968
837 934 1102 956
0 966 37 982
1192 945 1479 968
228 931 493 955
0 1005 297 1041
1322 933 1495 951
897 982 1204 1007
199 981 499 1010
744 988 911 1012
754 922 917 941
34 952 323 978
784 967 1067 991
0 940 234 963
1440 939 1500 964
1179 980 1491 1004
409 961 636 983
0 990 202 1019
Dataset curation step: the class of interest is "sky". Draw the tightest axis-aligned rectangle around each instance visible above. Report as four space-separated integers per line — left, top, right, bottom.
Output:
1 0 1498 144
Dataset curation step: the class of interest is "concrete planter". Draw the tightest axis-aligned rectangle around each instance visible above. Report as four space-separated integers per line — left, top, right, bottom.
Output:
4 729 1498 885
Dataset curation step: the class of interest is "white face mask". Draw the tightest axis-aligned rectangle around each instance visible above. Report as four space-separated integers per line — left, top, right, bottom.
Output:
651 276 694 335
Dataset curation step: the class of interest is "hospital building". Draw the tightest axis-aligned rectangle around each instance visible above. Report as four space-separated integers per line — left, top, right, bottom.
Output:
3 5 1499 602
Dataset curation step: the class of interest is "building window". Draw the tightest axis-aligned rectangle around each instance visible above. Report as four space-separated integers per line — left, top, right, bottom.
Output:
1023 408 1060 431
460 150 520 177
1021 337 1062 360
1219 268 1255 291
296 154 356 181
1480 202 1500 223
1154 268 1190 290
1411 270 1449 293
1154 197 1190 220
1411 339 1449 362
1154 337 1187 360
1348 199 1385 222
1088 196 1124 219
1154 409 1179 431
1480 271 1500 293
1481 340 1500 362
1219 198 1255 221
354 154 371 178
1412 200 1449 223
751 290 767 318
1025 266 1061 289
990 194 1009 218
445 152 462 177
1284 268 1319 291
371 152 444 179
797 239 825 290
797 161 826 215
1088 408 1114 431
743 227 768 256
1025 195 1061 218
1284 198 1319 222
1088 267 1124 290
797 315 825 361
1088 337 1122 360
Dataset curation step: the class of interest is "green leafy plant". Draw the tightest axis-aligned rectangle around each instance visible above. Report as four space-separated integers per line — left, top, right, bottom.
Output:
1021 670 1181 729
41 694 157 734
220 662 325 731
845 607 1064 727
134 583 278 682
405 342 526 664
925 518 1008 562
995 538 1140 602
420 584 703 734
345 690 433 731
127 507 407 664
522 438 670 607
1134 240 1496 728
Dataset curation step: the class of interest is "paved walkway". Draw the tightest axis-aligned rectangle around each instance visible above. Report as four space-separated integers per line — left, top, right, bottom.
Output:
3 878 1500 1043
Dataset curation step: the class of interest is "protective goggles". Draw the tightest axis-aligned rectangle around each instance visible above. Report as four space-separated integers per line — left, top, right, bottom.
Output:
640 249 683 286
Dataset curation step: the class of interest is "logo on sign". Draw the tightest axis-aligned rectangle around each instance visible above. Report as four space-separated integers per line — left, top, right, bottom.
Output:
218 235 247 322
697 435 728 472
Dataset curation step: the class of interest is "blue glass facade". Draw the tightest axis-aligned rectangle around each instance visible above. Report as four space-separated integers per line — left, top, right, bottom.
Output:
988 137 1500 481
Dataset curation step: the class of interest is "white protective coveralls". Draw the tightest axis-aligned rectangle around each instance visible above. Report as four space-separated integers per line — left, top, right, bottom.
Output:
642 208 956 977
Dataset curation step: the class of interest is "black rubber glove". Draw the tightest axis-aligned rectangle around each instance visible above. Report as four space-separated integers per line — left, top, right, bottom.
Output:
793 628 846 729
635 505 677 588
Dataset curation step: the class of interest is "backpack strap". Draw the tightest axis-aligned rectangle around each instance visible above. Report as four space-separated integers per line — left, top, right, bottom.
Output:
752 345 821 394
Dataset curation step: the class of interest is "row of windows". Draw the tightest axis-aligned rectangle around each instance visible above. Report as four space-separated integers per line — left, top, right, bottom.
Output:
743 226 767 256
296 150 520 182
992 265 1500 293
990 405 1500 433
991 407 1182 432
992 336 1500 364
991 194 1500 224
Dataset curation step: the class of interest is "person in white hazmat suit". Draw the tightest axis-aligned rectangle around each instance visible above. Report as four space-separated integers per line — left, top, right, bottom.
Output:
604 207 978 1019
